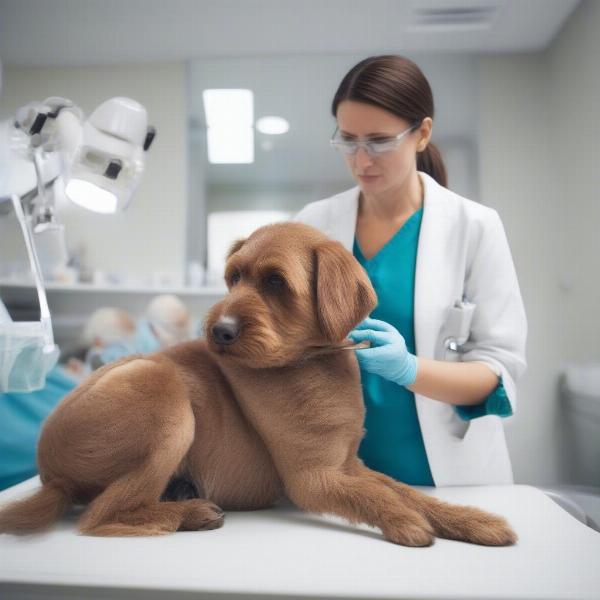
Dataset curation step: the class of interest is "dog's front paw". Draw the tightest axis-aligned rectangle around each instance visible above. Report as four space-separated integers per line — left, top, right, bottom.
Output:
380 511 435 547
432 504 518 546
461 508 517 546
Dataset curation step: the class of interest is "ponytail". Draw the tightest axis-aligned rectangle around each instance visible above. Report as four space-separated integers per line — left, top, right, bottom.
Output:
417 142 447 188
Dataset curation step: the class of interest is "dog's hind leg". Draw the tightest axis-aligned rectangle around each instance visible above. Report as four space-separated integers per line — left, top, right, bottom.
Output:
82 498 224 536
78 452 224 536
76 390 223 537
352 463 517 546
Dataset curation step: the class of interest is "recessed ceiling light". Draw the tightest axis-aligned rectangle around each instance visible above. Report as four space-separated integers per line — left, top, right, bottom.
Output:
256 116 289 135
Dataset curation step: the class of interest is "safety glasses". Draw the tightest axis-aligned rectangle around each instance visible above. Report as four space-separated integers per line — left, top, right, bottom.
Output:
330 121 421 157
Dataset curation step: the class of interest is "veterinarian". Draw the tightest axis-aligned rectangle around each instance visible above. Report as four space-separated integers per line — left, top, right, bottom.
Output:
293 55 527 487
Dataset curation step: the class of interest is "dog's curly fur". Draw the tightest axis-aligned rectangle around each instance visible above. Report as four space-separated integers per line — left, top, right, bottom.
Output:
0 221 517 546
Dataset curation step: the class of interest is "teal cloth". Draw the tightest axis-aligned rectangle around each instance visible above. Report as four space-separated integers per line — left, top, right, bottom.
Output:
0 365 78 491
352 205 511 486
454 377 512 420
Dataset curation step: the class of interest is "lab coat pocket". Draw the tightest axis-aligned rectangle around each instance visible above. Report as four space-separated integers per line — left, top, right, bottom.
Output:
460 414 499 449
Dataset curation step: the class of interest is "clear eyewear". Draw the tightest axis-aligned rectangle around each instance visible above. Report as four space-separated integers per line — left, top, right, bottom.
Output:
330 121 421 156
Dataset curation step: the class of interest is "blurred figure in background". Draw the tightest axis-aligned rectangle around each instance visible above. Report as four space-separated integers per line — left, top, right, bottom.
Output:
99 294 192 365
62 307 137 379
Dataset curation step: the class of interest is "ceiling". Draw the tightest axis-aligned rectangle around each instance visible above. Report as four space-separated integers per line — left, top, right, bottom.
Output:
0 0 580 67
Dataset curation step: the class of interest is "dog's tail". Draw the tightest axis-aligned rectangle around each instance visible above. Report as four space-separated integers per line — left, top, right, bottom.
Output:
0 479 72 535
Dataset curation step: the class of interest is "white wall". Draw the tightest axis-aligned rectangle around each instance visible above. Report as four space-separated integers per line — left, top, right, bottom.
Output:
478 0 600 486
1 61 187 286
547 0 600 486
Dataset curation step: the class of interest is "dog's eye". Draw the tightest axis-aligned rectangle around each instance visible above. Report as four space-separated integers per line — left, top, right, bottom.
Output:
265 273 285 290
230 271 241 286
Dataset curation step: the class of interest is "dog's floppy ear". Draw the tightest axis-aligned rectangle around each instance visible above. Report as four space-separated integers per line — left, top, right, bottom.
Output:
313 240 377 342
226 237 247 260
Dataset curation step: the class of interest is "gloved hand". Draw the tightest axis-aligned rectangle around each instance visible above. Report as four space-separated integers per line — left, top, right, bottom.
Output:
347 317 418 387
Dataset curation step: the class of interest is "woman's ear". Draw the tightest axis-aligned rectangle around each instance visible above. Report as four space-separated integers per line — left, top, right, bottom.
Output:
226 237 247 260
312 240 377 343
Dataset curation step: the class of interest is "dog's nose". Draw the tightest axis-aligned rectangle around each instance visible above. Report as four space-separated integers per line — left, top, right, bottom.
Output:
211 320 240 345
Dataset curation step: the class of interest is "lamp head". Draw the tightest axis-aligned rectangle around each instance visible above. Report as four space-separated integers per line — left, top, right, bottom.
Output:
62 97 155 213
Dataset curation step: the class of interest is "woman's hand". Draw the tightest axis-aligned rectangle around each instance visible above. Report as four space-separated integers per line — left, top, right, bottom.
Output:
348 317 418 387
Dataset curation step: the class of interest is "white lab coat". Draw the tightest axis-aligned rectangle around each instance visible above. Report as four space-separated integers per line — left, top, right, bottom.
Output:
293 170 527 486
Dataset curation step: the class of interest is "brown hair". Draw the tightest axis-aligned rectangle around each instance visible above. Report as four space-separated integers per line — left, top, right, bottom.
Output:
331 55 448 188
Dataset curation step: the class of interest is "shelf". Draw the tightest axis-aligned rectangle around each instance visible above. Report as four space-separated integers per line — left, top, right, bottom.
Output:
0 279 228 296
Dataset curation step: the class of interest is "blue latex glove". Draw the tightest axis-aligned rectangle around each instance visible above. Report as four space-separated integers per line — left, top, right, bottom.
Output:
348 317 418 387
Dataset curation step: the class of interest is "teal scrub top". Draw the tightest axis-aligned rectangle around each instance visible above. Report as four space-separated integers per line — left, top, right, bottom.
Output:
352 205 511 486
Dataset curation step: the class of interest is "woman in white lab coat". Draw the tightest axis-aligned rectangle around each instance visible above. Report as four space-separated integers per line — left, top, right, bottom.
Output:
293 55 527 487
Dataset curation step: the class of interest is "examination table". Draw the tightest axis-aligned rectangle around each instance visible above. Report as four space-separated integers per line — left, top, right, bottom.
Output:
1 475 599 599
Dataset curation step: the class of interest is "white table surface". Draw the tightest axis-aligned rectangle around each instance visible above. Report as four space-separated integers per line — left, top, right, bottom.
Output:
1 476 599 600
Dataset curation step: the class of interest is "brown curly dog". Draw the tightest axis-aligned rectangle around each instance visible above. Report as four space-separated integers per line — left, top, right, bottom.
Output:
0 221 517 546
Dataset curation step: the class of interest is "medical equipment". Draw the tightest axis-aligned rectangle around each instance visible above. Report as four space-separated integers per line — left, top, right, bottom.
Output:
0 195 59 392
13 95 155 214
62 97 154 213
0 94 155 391
439 297 476 361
